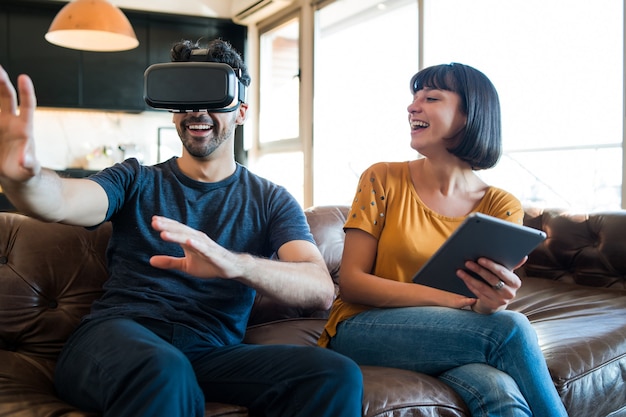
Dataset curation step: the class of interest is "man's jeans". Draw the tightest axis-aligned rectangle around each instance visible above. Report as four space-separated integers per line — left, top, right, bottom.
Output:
55 317 363 417
329 307 568 417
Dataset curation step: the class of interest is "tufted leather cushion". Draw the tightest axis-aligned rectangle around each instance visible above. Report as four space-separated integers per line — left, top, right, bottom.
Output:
0 216 110 359
520 207 626 289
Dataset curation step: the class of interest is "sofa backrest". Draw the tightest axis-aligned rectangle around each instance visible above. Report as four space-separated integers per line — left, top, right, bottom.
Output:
0 213 110 361
2 205 625 360
247 205 350 325
0 209 346 357
301 205 626 291
521 207 626 290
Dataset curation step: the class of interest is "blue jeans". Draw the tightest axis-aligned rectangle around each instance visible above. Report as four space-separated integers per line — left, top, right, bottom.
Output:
329 307 568 417
54 317 363 417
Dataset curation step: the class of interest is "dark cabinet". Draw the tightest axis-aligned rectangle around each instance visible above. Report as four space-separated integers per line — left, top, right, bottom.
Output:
147 14 247 65
81 14 149 111
4 3 81 108
0 9 8 75
0 1 246 112
147 14 215 65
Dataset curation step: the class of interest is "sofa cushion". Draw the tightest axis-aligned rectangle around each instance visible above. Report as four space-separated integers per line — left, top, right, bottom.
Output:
244 318 327 346
361 366 468 417
0 350 97 417
510 277 626 417
245 319 469 417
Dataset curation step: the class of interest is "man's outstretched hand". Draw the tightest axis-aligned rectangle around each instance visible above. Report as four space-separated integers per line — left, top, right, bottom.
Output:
0 67 41 185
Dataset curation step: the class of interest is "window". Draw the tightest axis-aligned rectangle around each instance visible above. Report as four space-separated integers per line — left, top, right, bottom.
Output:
259 19 300 144
252 0 624 210
314 0 419 205
421 0 623 211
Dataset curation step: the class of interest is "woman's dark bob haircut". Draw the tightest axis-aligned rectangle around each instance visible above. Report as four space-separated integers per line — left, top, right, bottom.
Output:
410 63 501 170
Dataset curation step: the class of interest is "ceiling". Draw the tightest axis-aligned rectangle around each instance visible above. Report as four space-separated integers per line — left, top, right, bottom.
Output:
44 0 234 18
41 1 407 29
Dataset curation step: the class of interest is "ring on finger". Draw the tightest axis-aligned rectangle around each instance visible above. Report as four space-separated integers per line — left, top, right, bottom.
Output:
493 280 505 290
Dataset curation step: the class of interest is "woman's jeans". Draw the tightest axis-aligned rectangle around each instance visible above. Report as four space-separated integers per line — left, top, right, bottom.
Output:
329 307 568 417
54 317 363 417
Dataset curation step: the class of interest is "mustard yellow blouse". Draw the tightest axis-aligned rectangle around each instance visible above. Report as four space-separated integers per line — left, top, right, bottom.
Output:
318 161 523 347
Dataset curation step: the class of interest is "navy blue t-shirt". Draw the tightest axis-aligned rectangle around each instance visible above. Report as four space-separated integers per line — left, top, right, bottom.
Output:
85 158 314 346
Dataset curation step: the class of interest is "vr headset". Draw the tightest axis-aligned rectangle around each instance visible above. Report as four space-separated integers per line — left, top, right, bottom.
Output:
143 50 247 113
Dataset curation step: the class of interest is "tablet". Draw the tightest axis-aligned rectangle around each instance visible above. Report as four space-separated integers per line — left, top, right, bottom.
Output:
411 212 546 298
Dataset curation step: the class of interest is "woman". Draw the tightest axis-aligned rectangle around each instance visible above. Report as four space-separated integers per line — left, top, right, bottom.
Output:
318 63 568 417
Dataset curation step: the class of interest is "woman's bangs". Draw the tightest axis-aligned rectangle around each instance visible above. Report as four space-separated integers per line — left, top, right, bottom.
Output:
410 65 457 93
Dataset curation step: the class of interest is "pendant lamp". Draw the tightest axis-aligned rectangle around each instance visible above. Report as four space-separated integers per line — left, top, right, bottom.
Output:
45 0 139 52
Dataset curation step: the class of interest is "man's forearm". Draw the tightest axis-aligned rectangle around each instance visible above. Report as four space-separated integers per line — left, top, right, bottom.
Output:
149 216 335 310
1 168 67 221
235 254 335 311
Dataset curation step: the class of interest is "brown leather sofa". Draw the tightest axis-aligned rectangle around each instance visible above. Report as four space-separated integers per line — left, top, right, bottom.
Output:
1 205 625 417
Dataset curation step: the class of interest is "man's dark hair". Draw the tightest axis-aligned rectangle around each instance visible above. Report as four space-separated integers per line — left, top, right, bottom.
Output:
410 63 501 170
171 39 251 88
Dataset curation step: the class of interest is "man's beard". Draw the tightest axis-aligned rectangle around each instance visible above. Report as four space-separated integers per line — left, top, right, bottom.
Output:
178 113 237 158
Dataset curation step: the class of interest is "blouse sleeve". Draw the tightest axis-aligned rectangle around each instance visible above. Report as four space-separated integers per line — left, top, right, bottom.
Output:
481 186 525 225
343 162 390 240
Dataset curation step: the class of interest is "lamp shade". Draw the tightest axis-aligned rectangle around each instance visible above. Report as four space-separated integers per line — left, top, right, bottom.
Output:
45 0 139 52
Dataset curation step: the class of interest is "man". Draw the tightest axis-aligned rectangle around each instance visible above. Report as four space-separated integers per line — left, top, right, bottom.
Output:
0 39 363 417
